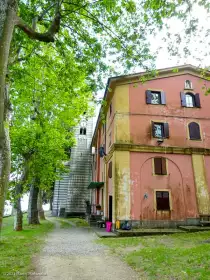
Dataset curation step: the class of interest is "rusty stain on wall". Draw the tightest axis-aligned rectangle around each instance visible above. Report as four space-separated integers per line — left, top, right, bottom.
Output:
114 151 131 221
192 154 210 214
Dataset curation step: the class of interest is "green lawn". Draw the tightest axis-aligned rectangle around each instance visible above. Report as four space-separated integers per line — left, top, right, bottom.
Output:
66 217 89 227
0 215 54 280
55 217 89 227
58 219 72 228
98 231 210 279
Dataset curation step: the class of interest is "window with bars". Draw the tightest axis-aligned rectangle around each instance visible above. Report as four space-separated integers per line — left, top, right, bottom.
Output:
152 122 169 139
146 90 166 105
154 157 167 175
156 191 170 211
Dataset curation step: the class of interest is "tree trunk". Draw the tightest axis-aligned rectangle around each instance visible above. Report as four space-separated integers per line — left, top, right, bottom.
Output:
13 183 22 231
38 190 45 220
50 197 53 211
0 0 17 230
28 185 40 224
13 157 29 231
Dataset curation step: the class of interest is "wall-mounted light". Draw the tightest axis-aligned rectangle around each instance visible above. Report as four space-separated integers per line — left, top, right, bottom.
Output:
157 138 164 145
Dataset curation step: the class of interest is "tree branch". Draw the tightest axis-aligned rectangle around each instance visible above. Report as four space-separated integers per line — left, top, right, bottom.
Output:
15 10 61 43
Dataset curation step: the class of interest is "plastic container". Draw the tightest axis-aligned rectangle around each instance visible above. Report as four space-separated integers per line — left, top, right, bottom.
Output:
116 220 120 229
106 221 112 232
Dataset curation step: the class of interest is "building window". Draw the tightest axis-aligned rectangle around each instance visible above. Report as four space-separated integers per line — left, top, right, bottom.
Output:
180 92 201 108
152 122 169 139
102 123 105 134
188 122 201 140
146 90 166 105
151 91 161 104
154 157 167 175
108 161 112 178
80 128 86 135
109 132 111 147
186 94 195 107
156 191 170 211
109 103 112 116
185 80 193 89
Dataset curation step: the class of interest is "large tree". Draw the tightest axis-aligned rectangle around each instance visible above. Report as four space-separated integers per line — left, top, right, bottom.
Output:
10 46 92 227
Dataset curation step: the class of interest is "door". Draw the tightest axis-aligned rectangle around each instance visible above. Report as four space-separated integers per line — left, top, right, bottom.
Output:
109 195 112 222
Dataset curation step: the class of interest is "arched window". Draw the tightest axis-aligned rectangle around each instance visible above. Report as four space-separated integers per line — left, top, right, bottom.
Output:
80 120 87 135
185 93 195 107
185 80 193 89
80 128 86 135
108 161 112 178
188 122 201 140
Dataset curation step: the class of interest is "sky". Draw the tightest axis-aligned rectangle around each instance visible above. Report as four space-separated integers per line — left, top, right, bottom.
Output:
4 1 210 215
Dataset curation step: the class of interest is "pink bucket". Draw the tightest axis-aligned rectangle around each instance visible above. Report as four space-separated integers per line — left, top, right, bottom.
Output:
106 221 112 232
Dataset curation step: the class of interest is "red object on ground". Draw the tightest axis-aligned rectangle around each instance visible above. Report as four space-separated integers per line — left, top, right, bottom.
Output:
106 221 112 232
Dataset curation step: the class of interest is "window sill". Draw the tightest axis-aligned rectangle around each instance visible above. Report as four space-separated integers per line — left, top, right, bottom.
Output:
189 139 202 141
183 106 201 109
155 210 172 212
152 173 168 176
149 103 166 106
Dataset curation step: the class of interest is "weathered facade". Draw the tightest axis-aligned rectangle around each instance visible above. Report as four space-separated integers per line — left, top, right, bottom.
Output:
52 118 93 216
91 65 210 228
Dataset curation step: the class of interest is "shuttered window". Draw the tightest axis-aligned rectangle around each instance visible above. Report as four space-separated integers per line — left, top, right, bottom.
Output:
188 122 201 140
146 90 166 105
156 191 170 210
154 157 167 175
108 161 112 178
152 122 169 138
180 92 201 108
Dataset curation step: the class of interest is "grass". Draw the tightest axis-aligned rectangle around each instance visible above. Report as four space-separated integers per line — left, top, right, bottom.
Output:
66 217 89 227
55 217 89 227
98 231 210 279
58 220 72 228
0 215 54 280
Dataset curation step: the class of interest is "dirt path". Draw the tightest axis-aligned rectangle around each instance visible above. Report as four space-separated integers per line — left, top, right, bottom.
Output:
30 219 139 280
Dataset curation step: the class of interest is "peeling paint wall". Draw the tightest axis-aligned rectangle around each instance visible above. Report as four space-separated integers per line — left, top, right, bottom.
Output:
114 151 130 222
204 156 210 194
113 85 130 143
192 154 210 214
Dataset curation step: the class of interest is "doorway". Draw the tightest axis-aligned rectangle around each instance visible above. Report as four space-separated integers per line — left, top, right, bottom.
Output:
108 195 112 222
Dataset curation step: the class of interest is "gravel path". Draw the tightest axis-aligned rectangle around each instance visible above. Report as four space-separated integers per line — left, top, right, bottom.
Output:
30 219 139 280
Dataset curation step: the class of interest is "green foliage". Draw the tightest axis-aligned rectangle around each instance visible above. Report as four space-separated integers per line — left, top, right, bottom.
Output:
13 0 156 87
9 44 93 198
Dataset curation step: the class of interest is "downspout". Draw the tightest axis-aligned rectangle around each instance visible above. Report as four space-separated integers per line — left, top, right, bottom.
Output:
96 129 101 204
57 180 60 216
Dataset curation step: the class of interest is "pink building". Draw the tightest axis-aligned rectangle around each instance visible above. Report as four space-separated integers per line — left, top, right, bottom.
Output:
89 65 210 228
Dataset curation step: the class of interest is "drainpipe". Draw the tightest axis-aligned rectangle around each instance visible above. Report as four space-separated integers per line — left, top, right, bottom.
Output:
57 180 60 216
96 129 101 205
